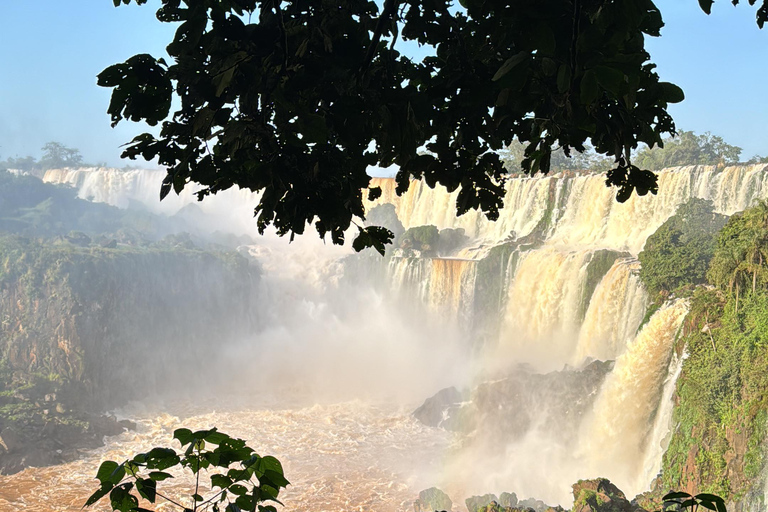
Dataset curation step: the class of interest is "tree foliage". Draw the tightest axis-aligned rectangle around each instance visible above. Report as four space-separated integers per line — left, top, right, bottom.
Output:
0 142 85 174
500 139 614 174
101 0 694 250
708 200 768 299
638 198 727 296
85 427 289 512
633 131 742 170
40 141 83 169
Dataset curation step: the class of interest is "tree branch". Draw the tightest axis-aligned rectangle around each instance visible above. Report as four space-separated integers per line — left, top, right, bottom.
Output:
362 0 400 72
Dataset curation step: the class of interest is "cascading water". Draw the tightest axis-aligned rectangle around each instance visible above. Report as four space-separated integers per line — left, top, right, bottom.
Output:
30 164 768 509
574 258 647 363
576 300 689 496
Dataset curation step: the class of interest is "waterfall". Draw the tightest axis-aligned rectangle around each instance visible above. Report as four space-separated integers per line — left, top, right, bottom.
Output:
40 164 768 504
574 258 648 362
497 248 594 366
577 300 689 496
639 349 687 488
388 257 478 325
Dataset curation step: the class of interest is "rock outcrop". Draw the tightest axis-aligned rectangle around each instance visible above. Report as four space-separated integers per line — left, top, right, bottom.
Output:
413 360 614 442
414 487 453 512
572 478 643 512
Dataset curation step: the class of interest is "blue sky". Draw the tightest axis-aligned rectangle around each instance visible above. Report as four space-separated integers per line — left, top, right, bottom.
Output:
0 0 767 166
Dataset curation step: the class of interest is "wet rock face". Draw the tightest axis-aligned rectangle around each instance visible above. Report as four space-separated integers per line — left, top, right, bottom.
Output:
413 360 614 443
412 387 464 430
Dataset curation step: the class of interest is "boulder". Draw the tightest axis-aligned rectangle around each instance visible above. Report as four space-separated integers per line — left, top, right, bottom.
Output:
571 478 639 512
499 493 518 508
466 494 499 512
518 497 552 512
414 487 452 512
413 387 463 428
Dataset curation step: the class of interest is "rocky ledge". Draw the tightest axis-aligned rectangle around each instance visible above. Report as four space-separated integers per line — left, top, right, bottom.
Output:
412 478 646 512
0 377 134 475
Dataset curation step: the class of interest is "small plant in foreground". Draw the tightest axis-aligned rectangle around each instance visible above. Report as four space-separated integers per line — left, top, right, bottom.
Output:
84 427 289 512
658 491 727 512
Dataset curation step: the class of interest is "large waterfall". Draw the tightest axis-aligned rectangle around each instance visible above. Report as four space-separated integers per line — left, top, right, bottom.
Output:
37 164 768 508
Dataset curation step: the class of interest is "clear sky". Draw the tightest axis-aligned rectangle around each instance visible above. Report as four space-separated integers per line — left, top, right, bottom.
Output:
1 0 767 166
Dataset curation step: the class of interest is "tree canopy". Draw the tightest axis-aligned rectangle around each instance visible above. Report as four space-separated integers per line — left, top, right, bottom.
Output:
633 131 743 170
0 142 85 175
638 197 728 296
101 0 766 252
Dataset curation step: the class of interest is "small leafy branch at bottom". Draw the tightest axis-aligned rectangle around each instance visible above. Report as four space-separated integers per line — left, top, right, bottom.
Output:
657 491 727 512
84 427 289 512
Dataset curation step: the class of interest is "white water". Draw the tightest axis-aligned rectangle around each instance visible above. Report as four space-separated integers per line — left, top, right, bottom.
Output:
575 258 648 363
576 300 689 496
33 165 768 507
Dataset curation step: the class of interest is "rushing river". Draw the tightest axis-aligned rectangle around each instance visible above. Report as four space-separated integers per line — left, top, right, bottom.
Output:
0 400 455 512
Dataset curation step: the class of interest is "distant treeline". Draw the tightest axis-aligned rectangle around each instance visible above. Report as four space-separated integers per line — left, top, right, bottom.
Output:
502 130 768 174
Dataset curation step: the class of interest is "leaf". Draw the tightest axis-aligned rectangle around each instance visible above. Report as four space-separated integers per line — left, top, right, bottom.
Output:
593 65 626 96
204 430 230 445
212 474 233 489
368 186 382 201
298 114 329 144
695 494 725 503
659 82 685 103
96 461 120 484
213 67 236 97
136 478 157 502
580 70 599 104
352 226 393 256
492 52 529 82
84 482 113 507
230 484 249 496
148 471 173 481
145 447 180 470
698 0 714 14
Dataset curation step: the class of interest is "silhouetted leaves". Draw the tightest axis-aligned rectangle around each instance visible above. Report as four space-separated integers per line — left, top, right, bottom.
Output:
102 0 701 251
85 428 289 512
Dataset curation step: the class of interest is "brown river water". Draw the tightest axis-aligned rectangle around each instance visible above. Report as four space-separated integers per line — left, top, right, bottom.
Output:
0 401 456 512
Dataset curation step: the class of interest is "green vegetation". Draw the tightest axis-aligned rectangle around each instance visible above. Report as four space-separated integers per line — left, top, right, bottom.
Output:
638 198 728 297
634 131 743 170
708 201 768 307
0 170 150 238
659 201 768 502
85 427 288 512
399 225 440 256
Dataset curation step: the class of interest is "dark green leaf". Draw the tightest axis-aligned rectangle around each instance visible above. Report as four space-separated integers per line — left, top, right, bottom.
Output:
96 461 120 484
148 471 173 481
492 52 529 82
660 82 685 103
580 70 599 104
84 482 113 507
698 0 714 14
174 428 194 446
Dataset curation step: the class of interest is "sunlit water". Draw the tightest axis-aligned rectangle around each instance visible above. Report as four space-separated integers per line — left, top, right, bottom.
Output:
0 400 455 512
